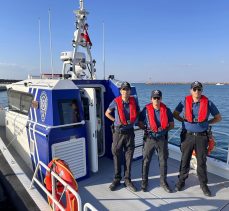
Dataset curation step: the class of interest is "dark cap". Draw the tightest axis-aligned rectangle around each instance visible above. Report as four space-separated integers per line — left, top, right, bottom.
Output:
151 90 162 98
120 81 131 89
191 81 203 89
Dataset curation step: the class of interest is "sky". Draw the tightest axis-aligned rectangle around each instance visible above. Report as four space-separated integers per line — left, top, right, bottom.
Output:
0 0 229 83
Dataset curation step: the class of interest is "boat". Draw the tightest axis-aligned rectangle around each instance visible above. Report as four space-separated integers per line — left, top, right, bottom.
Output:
145 77 153 85
1 1 229 210
0 85 6 91
216 83 225 86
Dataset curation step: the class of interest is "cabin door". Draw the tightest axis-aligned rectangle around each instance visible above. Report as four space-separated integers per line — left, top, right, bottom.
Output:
81 88 98 173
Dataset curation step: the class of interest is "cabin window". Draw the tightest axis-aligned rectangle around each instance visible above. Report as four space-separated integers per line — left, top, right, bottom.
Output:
81 97 90 120
58 99 81 125
21 94 33 114
8 90 21 111
8 90 33 115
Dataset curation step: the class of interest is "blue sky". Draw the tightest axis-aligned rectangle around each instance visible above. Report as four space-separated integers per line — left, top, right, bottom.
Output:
0 0 229 83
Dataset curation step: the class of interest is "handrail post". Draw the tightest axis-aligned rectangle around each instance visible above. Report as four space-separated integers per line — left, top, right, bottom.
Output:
51 170 56 210
30 161 87 211
227 144 229 165
83 203 98 211
29 161 40 189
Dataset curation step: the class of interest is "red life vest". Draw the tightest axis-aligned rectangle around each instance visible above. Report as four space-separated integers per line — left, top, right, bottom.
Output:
145 102 168 133
185 95 208 123
115 96 137 125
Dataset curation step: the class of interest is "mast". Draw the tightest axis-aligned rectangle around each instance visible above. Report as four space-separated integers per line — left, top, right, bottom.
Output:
103 22 105 80
60 0 96 80
38 18 42 78
79 0 84 10
48 9 54 79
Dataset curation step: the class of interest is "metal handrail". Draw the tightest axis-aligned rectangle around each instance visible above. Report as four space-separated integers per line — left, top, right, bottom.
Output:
83 203 98 211
30 161 97 211
168 127 229 165
168 126 182 141
4 108 85 130
30 161 84 211
27 119 85 130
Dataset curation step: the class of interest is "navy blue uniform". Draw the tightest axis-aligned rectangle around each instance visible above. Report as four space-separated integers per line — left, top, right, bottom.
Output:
108 97 140 181
175 99 220 186
175 100 219 132
139 106 174 184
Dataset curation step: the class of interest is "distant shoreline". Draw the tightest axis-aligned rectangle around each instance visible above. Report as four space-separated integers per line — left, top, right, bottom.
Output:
133 82 229 85
0 78 228 86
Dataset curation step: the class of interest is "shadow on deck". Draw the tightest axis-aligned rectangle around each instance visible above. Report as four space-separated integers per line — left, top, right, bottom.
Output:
78 154 229 211
1 126 229 210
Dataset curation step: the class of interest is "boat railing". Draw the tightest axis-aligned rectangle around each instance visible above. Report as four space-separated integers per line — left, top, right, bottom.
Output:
3 108 85 131
30 161 98 211
27 119 85 130
168 127 229 165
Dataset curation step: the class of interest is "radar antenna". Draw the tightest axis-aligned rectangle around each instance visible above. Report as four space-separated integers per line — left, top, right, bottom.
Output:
60 0 96 80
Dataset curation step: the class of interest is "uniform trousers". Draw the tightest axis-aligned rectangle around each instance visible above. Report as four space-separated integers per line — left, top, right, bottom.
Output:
112 129 135 181
142 135 168 183
179 133 209 185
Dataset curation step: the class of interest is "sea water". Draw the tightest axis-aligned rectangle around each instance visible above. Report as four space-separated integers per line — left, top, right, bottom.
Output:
0 84 228 161
134 83 229 162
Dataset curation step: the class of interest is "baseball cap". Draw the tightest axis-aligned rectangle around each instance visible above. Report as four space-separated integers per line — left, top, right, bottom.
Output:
120 81 131 89
191 81 203 89
151 90 162 98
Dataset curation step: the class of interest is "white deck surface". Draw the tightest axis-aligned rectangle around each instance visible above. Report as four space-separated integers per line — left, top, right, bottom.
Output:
1 125 229 211
78 156 229 211
0 136 50 211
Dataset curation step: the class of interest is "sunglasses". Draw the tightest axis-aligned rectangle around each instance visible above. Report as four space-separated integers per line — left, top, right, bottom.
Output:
153 97 161 100
193 88 202 92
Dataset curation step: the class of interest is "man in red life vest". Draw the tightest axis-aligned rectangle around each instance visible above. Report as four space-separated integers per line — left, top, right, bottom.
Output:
138 90 174 192
105 81 140 192
71 100 80 123
173 81 222 197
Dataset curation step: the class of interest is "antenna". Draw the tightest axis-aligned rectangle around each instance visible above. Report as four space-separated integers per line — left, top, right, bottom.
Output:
38 18 42 78
61 0 96 80
79 0 84 10
48 9 54 79
102 22 105 79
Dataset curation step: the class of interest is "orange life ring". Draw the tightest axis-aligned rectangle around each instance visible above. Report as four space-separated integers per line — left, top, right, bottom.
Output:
192 136 215 156
44 158 78 211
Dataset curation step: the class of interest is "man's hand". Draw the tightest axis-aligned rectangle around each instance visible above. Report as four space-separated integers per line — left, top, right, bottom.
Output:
173 110 185 122
208 114 222 125
105 109 115 122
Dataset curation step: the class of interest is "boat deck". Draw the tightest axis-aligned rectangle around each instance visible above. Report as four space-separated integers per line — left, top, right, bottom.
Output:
0 126 229 210
78 156 229 211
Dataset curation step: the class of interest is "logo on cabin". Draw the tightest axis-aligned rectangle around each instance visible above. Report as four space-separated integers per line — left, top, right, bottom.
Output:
40 91 48 122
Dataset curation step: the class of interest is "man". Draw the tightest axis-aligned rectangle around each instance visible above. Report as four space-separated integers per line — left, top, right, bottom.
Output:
173 81 222 197
138 90 174 192
105 81 139 192
71 100 80 123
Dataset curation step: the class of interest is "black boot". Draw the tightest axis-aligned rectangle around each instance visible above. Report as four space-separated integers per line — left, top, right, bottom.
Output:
160 181 172 193
141 179 148 192
200 184 212 197
124 179 137 192
175 180 185 191
109 179 121 191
